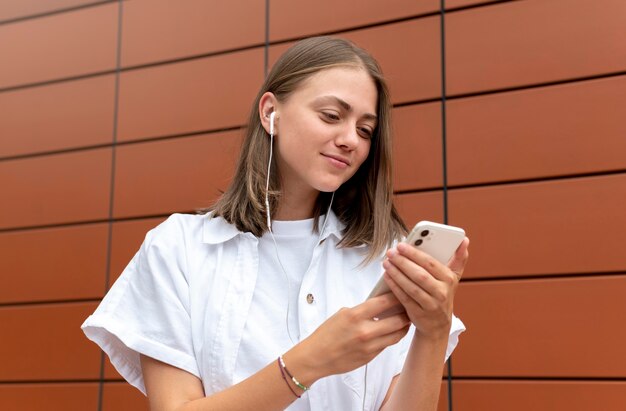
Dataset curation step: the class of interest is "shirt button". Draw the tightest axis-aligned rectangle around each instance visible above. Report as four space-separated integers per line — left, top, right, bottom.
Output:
306 293 315 304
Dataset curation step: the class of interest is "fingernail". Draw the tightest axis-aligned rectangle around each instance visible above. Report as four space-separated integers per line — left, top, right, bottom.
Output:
387 248 397 258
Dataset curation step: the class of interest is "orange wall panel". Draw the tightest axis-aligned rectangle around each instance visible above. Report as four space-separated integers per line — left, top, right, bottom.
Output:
121 0 264 67
393 103 443 191
0 383 98 411
0 223 107 304
0 75 115 158
117 49 263 142
0 3 117 89
447 76 626 185
102 382 149 411
0 148 111 229
269 18 441 104
109 217 166 287
0 302 101 380
0 1 102 21
449 175 626 278
446 0 626 95
270 0 438 41
343 19 441 103
394 191 444 227
113 132 240 218
454 276 626 377
451 380 626 411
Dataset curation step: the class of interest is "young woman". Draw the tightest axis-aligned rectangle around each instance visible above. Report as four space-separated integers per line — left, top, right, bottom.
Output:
82 36 469 411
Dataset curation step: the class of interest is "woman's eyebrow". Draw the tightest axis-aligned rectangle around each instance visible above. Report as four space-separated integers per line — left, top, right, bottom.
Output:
313 95 377 121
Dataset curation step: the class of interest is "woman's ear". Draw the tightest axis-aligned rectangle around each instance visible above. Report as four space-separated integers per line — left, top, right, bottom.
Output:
259 92 278 135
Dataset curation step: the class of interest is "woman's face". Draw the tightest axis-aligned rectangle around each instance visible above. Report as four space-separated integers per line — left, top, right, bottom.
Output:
270 66 378 199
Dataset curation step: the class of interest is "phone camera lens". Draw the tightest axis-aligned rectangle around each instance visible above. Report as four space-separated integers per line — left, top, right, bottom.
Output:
420 230 429 237
414 239 423 246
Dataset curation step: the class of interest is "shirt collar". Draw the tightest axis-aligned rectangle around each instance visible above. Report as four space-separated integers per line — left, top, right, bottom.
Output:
202 213 242 244
318 210 345 242
202 211 345 244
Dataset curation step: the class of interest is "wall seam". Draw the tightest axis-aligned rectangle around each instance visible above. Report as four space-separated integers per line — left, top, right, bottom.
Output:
0 8 450 93
0 125 245 163
3 270 625 311
403 169 626 191
97 1 123 409
440 1 454 410
3 70 625 161
5 0 494 28
3 169 626 234
5 67 626 105
265 0 270 78
0 298 102 308
0 0 117 26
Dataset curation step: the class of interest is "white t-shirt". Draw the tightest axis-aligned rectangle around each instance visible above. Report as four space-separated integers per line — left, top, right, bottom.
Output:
235 217 318 388
81 212 465 411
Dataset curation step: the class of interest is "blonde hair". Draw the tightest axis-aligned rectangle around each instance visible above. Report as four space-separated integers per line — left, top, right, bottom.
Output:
207 36 407 262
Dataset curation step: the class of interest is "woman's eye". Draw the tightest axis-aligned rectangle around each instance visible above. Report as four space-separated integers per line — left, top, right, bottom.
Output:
322 112 340 121
358 127 373 139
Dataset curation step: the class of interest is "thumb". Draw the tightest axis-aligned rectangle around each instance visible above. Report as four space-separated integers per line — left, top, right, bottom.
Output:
447 237 469 279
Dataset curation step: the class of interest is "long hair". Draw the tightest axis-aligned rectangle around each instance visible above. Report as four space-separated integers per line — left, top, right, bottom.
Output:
207 36 407 263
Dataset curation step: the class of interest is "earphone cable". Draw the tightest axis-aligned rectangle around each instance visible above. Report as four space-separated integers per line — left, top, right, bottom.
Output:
265 117 335 344
268 195 334 345
362 362 369 411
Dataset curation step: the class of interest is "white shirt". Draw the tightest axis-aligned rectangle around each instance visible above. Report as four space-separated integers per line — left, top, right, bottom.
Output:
82 212 465 410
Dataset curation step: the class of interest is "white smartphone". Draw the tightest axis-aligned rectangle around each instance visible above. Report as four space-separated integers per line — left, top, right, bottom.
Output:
368 221 466 299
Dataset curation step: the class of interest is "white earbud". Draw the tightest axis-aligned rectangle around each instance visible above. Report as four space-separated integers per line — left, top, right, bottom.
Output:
269 112 275 136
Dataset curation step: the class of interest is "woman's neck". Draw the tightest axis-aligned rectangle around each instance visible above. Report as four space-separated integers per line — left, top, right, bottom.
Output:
273 189 319 221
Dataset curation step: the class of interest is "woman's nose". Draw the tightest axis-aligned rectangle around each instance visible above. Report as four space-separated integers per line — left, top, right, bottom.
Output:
335 124 360 150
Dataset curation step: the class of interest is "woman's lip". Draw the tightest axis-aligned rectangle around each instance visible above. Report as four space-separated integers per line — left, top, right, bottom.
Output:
322 153 350 167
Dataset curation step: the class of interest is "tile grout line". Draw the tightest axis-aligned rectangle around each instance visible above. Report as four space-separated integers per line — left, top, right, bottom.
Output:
0 0 527 94
3 270 626 309
2 168 626 234
0 125 245 163
265 0 270 78
97 1 124 410
0 375 623 386
440 1 454 410
2 69 625 163
0 0 117 26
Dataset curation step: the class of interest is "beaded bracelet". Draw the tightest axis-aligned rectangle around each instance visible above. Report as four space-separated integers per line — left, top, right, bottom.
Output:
278 355 310 392
277 358 301 398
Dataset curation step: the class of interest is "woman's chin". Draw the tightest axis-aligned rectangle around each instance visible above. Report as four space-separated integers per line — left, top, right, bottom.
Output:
314 180 344 193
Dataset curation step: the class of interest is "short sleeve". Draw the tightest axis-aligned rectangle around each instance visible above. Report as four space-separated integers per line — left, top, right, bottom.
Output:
81 215 200 395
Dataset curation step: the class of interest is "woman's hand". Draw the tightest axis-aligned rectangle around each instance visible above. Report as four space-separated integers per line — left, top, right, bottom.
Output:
382 238 470 341
287 293 411 383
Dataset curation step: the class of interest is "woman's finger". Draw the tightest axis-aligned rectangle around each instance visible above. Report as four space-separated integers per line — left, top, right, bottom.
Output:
383 267 434 311
368 324 411 353
356 292 402 319
394 243 455 284
370 311 410 333
384 252 440 296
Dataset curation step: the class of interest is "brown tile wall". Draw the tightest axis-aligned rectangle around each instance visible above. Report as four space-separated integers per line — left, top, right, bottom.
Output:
1 0 624 410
